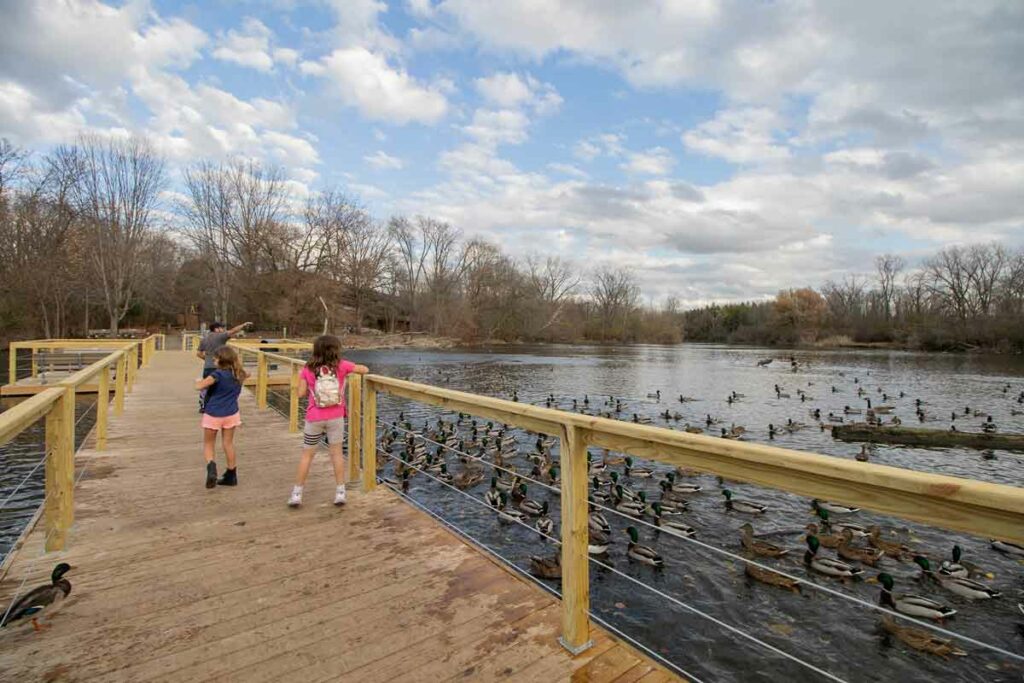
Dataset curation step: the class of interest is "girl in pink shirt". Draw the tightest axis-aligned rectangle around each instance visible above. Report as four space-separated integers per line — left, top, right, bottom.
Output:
288 334 368 507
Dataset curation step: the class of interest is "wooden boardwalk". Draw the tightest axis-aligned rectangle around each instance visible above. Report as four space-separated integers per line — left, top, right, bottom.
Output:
0 351 677 682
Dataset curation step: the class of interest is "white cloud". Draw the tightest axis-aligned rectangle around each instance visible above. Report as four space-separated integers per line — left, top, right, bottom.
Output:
365 150 405 169
464 109 530 146
621 147 675 175
547 162 589 179
303 47 448 124
213 18 275 72
683 107 790 164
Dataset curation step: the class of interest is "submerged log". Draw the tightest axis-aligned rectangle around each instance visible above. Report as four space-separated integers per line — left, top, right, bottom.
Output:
832 423 1024 452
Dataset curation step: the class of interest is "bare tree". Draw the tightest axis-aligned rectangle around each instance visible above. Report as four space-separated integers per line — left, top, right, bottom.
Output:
875 254 905 320
525 254 579 336
591 266 639 340
338 220 392 329
54 135 166 335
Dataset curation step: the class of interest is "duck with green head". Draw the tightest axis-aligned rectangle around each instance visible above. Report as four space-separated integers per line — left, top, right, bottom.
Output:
804 535 863 580
914 556 1000 600
1 563 71 631
496 492 526 524
877 572 956 621
623 456 653 478
652 503 696 538
625 526 664 567
722 489 766 515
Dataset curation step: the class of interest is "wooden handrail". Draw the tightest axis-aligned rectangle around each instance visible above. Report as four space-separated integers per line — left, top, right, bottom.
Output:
232 351 1024 655
0 338 163 551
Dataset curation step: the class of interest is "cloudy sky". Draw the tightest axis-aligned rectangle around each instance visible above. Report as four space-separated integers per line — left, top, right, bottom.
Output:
1 1 1022 305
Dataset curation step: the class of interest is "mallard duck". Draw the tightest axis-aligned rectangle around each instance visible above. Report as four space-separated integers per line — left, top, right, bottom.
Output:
652 503 696 537
739 523 788 557
511 482 528 502
805 523 842 549
529 553 561 579
876 573 956 621
811 499 860 515
484 477 502 507
653 496 687 515
589 529 611 555
452 467 483 490
625 526 664 567
588 505 611 535
535 505 554 537
990 539 1024 557
938 544 985 578
745 560 801 593
804 535 863 579
614 488 645 518
436 463 454 484
497 492 527 524
495 473 517 493
867 525 910 561
1 563 72 630
621 457 652 479
879 616 967 658
814 509 867 537
519 491 546 516
663 473 702 494
838 529 884 566
722 489 766 515
914 557 1000 599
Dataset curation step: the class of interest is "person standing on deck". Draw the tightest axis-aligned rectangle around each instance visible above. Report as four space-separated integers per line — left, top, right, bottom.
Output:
195 346 247 488
196 321 251 411
288 334 369 508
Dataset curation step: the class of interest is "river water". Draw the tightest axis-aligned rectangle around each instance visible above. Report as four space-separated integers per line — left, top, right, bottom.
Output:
3 343 1023 680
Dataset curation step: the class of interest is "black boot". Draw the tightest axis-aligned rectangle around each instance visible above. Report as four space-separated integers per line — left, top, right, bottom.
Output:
217 468 237 486
206 461 217 489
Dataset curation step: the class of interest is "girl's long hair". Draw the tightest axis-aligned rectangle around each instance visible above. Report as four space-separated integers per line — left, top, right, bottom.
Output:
307 334 342 374
215 346 247 382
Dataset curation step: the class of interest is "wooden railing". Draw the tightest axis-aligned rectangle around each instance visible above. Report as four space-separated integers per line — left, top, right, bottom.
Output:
7 334 164 386
0 342 143 551
233 347 1024 654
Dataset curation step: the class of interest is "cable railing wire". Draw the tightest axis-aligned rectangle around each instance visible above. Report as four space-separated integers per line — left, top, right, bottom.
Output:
376 446 850 682
381 474 705 683
377 413 1024 663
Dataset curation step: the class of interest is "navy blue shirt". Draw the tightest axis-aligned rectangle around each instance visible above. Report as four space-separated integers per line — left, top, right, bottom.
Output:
204 369 242 417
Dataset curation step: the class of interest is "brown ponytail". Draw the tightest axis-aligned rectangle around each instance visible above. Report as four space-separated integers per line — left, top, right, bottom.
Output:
215 346 247 382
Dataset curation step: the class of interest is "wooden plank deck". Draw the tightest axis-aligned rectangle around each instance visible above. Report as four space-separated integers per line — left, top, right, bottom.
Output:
0 351 679 682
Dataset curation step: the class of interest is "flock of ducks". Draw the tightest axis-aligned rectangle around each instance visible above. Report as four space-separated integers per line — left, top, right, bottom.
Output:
375 398 1024 661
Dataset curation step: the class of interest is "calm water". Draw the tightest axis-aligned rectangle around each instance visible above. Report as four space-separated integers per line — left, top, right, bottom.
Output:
326 343 1024 683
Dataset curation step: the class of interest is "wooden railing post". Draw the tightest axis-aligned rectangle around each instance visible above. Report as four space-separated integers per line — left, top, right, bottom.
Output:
361 382 377 492
348 374 362 483
288 363 300 432
256 352 268 409
31 347 37 379
559 424 592 653
8 343 16 385
126 346 137 393
114 352 126 415
44 385 75 551
96 361 109 450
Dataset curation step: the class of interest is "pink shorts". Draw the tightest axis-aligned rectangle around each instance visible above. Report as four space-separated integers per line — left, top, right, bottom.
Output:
201 412 242 431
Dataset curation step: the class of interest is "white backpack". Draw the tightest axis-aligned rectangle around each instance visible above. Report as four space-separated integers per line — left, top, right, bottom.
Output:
312 365 344 408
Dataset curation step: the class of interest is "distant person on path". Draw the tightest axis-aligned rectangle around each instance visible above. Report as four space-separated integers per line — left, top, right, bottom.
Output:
288 334 368 508
197 321 251 411
195 346 247 488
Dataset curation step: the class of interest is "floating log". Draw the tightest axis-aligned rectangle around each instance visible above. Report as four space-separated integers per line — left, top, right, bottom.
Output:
832 423 1024 452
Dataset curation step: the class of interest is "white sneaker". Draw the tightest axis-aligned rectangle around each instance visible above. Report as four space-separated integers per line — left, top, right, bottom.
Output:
333 485 347 506
288 486 303 507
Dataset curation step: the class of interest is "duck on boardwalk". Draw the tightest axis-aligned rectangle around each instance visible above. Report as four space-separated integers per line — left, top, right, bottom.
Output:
1 563 72 630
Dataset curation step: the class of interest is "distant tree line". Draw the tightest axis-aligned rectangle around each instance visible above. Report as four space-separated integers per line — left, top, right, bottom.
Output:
683 246 1024 351
0 136 682 344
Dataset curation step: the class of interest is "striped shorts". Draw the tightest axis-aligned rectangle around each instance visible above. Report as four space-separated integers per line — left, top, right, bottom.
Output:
303 418 345 448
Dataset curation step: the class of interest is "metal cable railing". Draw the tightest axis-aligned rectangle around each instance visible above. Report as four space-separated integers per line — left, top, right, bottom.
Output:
375 411 1024 666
